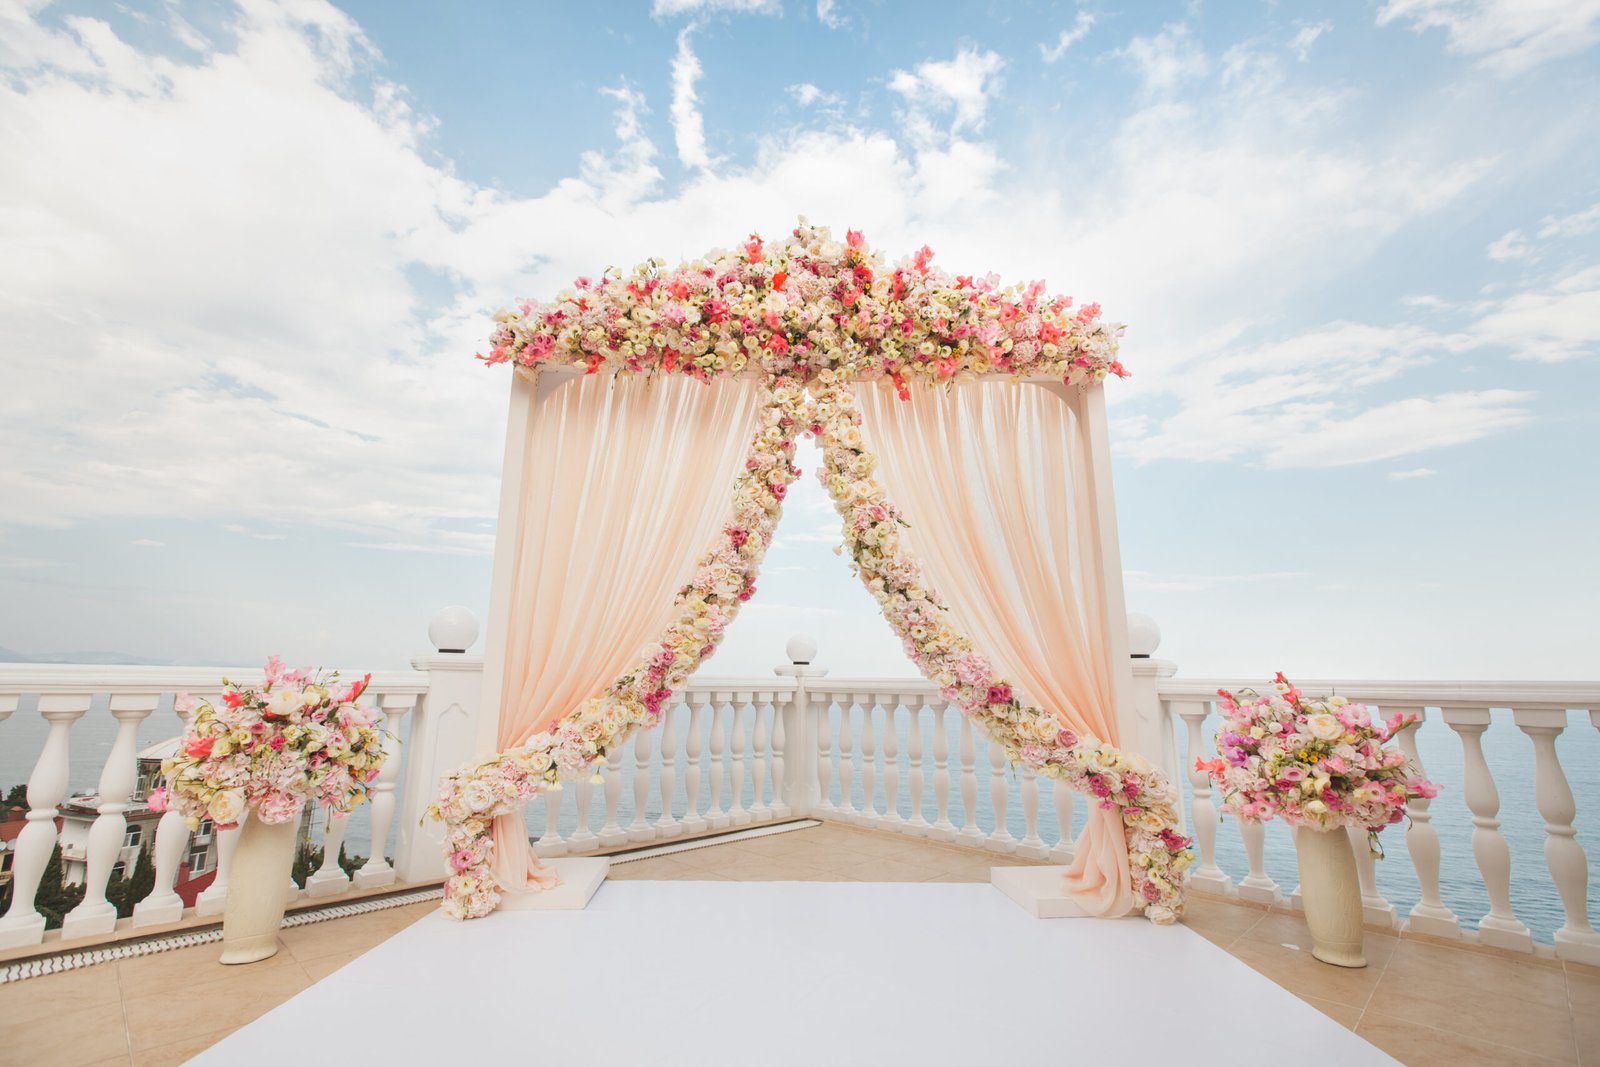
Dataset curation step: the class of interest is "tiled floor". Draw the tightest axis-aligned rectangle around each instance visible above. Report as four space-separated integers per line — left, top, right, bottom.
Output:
2 820 1594 1066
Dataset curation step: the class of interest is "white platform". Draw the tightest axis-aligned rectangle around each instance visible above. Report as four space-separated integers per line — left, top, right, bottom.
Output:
496 856 609 910
990 864 1093 917
195 881 1397 1066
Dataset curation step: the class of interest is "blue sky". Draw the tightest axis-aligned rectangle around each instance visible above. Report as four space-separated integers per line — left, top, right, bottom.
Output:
0 0 1596 681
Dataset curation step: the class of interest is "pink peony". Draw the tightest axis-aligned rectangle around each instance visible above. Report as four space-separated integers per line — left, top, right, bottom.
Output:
146 786 168 813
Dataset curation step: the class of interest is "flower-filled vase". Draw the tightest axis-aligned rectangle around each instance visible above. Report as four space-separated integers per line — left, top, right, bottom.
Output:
219 814 298 965
1294 825 1365 968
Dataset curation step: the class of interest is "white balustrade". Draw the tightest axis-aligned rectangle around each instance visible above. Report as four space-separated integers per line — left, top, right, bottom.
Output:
1049 783 1075 864
836 701 856 819
628 729 656 842
1017 767 1047 860
751 697 771 820
0 694 89 948
63 695 157 938
881 703 901 829
195 820 240 917
600 745 627 847
683 698 708 833
768 695 789 819
930 701 955 840
657 706 682 836
906 704 927 835
984 745 1017 853
729 698 751 827
814 696 833 816
1513 708 1600 965
305 810 352 898
1393 707 1460 938
354 693 413 890
1173 700 1231 894
957 717 982 843
1235 819 1283 906
708 698 730 829
1345 824 1397 926
569 762 598 850
1443 708 1533 951
538 781 568 857
859 697 878 824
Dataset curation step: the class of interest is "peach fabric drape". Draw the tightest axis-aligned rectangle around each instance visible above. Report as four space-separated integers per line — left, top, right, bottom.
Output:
856 380 1133 916
490 372 761 895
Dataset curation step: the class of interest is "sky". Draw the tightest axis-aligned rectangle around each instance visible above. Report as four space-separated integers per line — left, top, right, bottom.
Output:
0 0 1596 682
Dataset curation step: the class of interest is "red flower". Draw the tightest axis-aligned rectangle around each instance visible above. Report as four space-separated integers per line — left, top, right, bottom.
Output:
745 232 764 263
222 691 243 709
846 228 864 249
771 270 788 291
184 736 216 758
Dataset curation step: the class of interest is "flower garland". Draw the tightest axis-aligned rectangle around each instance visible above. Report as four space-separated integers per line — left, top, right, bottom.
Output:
806 373 1191 923
151 658 385 830
1198 674 1439 851
478 221 1127 390
429 377 803 920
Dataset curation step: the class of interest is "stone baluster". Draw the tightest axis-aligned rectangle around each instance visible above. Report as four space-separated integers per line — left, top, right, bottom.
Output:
930 701 955 840
729 697 752 826
305 810 352 898
195 818 241 917
708 698 729 829
1443 708 1532 951
1174 700 1232 894
568 760 598 851
750 696 771 820
1514 708 1600 965
598 745 627 847
1017 767 1047 859
63 695 158 938
906 703 928 835
769 695 790 819
815 696 834 815
1049 782 1075 863
858 697 877 824
985 744 1017 853
683 698 708 833
135 696 199 927
657 704 682 836
1235 819 1282 905
957 716 982 843
353 695 411 889
1392 707 1460 938
1345 824 1397 926
0 695 90 948
881 702 901 829
836 700 856 820
628 728 657 842
536 779 568 858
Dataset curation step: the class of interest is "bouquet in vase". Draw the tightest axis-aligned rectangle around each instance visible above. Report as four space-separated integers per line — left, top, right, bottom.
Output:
1197 673 1438 851
150 656 388 830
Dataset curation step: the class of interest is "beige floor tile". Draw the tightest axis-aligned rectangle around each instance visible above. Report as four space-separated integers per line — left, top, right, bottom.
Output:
1357 1011 1569 1066
1180 896 1265 948
278 910 416 962
1294 992 1363 1030
1 961 123 1015
1238 910 1400 967
0 999 128 1066
122 962 310 1052
1224 936 1387 1009
1366 954 1577 1063
607 855 708 880
299 950 364 982
115 941 303 1001
131 1027 235 1067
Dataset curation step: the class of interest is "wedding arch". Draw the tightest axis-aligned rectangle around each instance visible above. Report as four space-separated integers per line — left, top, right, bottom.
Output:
429 222 1193 925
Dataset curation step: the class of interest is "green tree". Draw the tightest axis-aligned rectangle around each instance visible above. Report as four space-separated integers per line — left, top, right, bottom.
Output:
105 843 156 919
3 783 27 808
34 844 84 930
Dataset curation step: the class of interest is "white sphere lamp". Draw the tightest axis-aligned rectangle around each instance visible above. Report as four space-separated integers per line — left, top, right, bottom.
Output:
429 606 480 654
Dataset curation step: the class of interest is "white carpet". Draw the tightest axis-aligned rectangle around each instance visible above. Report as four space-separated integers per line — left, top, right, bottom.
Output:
195 881 1397 1066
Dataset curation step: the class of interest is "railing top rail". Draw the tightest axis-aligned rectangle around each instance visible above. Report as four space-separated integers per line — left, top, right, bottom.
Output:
0 663 430 697
1157 677 1599 710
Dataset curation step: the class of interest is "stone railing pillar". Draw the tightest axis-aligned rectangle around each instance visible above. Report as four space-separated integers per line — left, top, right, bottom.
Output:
395 608 485 884
0 695 89 949
63 695 158 939
1127 614 1180 793
774 635 826 817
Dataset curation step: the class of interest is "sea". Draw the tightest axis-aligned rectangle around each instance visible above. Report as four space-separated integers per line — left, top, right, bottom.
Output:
3 697 1597 944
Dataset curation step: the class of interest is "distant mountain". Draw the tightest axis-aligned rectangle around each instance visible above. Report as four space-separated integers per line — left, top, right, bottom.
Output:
0 648 175 666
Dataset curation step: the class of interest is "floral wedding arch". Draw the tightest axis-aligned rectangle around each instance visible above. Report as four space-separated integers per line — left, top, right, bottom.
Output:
429 222 1193 924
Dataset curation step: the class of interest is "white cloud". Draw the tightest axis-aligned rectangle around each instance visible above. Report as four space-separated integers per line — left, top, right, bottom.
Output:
1288 21 1332 61
1124 570 1306 593
1377 0 1600 76
580 82 663 207
815 0 844 30
651 0 779 17
1487 228 1531 261
130 538 164 547
1041 12 1095 63
1117 23 1209 93
888 46 1005 139
787 82 842 108
224 524 288 541
1471 264 1600 361
1389 467 1437 479
1537 201 1600 240
1262 391 1533 467
670 29 714 172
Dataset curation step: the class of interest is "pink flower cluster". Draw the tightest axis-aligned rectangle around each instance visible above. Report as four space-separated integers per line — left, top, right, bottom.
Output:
478 220 1127 390
153 658 386 831
1198 673 1439 835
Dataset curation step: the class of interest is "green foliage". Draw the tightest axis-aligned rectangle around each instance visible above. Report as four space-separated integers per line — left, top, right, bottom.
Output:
105 842 156 918
3 783 26 808
292 842 373 887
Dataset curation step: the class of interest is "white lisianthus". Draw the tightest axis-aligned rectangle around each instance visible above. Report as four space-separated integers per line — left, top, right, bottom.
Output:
208 789 245 825
1306 714 1343 741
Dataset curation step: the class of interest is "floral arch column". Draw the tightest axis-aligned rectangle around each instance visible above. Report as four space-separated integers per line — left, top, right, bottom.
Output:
431 223 1193 923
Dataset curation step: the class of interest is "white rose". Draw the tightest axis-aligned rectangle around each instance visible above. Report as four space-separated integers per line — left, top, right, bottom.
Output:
267 689 301 718
462 778 497 813
1306 714 1343 742
208 789 245 825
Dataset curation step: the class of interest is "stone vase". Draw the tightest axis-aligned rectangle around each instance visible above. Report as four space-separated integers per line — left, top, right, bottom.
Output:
1294 824 1366 968
219 814 297 965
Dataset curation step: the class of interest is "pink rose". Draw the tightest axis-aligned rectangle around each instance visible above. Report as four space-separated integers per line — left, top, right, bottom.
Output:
449 849 476 873
985 684 1012 705
146 786 168 813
